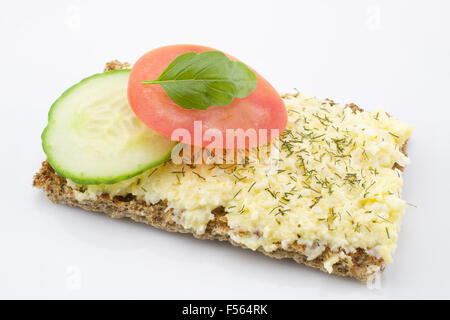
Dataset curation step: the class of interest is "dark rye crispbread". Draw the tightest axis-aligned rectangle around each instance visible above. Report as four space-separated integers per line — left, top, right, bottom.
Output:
33 61 409 283
33 160 385 282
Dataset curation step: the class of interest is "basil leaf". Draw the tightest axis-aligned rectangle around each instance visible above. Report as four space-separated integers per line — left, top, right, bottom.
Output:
142 51 257 110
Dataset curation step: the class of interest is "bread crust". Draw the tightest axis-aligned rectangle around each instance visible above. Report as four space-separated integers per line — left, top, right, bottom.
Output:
33 160 385 283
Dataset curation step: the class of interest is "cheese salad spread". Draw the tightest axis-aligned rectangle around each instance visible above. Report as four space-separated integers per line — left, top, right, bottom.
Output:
69 94 413 263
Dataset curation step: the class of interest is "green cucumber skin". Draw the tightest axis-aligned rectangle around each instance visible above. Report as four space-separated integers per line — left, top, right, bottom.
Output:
43 144 173 185
42 69 175 185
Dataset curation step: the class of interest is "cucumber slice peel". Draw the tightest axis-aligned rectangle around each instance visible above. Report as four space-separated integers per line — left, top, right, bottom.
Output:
42 69 176 184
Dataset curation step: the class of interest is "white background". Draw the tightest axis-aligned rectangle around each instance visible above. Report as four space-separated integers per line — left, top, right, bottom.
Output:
1 0 449 299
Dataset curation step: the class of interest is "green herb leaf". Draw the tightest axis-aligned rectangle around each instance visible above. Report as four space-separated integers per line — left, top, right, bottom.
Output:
141 51 258 110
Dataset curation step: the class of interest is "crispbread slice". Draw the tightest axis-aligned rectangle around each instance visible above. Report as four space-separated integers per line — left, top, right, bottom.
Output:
33 160 385 282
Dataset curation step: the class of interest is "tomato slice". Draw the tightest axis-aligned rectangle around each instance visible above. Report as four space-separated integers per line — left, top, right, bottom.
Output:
128 44 287 148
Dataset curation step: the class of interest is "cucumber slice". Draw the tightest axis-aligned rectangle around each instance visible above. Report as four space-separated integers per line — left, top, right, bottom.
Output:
42 69 176 184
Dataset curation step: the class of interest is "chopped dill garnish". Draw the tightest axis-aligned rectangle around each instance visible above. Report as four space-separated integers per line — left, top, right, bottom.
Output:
148 168 158 178
269 205 282 214
192 171 206 180
344 173 360 186
265 188 277 199
310 196 322 209
388 132 399 138
231 189 242 200
301 181 320 194
233 173 246 181
362 150 369 161
276 208 290 216
376 214 392 223
363 181 376 198
171 167 185 176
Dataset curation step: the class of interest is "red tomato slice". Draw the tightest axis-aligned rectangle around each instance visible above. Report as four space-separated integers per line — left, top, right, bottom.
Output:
128 44 287 149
